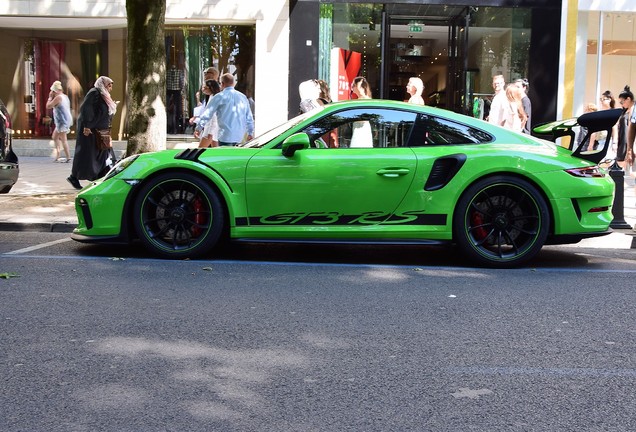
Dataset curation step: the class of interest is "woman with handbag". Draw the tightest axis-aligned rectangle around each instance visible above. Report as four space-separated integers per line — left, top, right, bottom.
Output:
67 76 118 190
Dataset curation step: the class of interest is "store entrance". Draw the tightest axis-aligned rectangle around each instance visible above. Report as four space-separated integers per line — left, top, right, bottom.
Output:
384 7 471 113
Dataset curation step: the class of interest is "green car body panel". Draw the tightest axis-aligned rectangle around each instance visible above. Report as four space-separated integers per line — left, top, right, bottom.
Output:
72 100 616 267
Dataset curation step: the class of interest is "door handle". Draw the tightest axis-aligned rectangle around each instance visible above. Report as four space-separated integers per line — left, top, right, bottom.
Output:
376 168 410 178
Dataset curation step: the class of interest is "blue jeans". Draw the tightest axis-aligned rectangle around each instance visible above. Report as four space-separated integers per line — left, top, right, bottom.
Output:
219 141 237 146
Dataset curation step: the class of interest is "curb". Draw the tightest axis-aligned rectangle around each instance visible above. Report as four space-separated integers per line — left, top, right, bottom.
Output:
0 222 76 233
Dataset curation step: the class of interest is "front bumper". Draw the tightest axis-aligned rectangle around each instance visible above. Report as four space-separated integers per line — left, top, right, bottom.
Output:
72 178 135 242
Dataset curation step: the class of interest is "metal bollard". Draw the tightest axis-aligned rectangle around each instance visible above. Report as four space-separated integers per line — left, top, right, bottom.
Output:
609 161 632 229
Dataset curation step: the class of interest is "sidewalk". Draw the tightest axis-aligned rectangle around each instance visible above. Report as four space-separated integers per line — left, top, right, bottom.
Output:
0 156 635 248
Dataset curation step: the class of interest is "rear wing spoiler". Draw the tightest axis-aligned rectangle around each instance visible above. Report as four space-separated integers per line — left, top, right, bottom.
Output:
532 108 623 164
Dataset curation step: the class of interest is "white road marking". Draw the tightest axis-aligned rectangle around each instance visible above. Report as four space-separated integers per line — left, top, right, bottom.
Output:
3 237 73 255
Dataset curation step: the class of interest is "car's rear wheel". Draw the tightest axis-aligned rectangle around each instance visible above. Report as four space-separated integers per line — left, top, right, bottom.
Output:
133 172 224 259
453 176 549 268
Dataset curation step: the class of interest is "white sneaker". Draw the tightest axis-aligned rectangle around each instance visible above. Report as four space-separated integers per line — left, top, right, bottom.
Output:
57 157 67 163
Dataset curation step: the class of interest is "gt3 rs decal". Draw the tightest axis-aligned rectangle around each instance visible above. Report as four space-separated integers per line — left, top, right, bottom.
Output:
235 211 447 226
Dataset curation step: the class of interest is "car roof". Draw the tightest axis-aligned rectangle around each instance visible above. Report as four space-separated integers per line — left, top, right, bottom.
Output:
319 99 477 122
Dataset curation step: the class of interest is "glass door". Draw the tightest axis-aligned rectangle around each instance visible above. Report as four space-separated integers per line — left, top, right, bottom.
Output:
385 15 451 106
447 7 472 114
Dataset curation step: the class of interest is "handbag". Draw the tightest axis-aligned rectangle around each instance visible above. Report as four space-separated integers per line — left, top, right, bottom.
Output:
94 128 112 151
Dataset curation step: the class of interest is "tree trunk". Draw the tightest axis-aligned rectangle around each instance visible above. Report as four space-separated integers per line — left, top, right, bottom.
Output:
125 0 167 155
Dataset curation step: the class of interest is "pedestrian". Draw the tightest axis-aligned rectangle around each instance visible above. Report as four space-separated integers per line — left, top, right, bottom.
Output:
406 77 425 105
502 84 527 133
197 79 221 148
194 73 254 146
46 80 73 163
487 74 506 126
202 67 219 104
627 99 636 207
298 79 321 114
349 76 373 147
514 78 532 134
616 85 634 170
315 79 338 147
575 103 600 151
317 79 332 106
599 90 619 160
67 76 118 190
351 76 372 99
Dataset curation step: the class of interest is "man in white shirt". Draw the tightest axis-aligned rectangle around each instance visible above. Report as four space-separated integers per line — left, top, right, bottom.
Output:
488 74 506 127
195 73 254 146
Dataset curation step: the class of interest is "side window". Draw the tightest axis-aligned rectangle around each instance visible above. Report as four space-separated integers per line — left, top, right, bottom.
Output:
301 108 417 148
408 114 493 146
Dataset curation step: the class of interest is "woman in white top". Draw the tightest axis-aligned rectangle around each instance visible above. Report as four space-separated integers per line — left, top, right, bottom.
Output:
502 84 527 133
349 76 373 148
46 80 73 162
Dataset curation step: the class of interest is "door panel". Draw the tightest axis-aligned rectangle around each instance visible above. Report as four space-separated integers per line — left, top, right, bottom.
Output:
244 108 419 232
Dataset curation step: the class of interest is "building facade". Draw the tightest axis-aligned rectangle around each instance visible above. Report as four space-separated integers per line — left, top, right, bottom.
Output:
0 0 290 142
290 0 562 129
1 0 635 147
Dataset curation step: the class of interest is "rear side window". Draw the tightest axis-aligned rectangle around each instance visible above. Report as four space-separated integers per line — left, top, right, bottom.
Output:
408 113 493 146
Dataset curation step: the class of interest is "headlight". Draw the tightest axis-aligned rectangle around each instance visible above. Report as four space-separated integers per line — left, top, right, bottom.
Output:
565 166 605 178
104 154 140 180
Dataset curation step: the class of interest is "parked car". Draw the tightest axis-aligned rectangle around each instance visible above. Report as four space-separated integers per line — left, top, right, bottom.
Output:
0 98 18 193
71 100 620 268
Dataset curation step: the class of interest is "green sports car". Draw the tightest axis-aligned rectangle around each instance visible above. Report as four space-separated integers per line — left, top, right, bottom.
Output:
71 100 621 268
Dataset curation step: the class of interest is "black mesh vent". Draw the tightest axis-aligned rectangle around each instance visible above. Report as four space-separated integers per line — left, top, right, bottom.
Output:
424 154 467 191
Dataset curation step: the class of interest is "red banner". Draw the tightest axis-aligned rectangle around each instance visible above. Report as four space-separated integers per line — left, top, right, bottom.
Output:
331 48 361 101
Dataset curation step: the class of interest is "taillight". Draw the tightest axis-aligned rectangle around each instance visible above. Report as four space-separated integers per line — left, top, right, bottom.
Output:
565 166 605 178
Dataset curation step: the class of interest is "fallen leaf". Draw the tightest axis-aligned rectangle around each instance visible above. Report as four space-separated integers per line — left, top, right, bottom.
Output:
0 272 20 279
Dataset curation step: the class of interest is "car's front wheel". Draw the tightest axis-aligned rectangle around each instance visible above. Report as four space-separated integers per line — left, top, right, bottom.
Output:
133 172 225 259
453 176 550 268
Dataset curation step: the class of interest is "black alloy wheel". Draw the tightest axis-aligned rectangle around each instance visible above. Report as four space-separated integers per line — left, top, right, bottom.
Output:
133 172 224 259
454 176 550 268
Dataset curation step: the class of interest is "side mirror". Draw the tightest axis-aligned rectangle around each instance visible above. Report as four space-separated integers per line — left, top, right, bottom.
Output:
281 132 310 157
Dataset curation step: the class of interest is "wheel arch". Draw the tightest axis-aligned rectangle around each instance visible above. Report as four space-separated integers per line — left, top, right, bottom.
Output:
451 171 555 242
121 167 233 242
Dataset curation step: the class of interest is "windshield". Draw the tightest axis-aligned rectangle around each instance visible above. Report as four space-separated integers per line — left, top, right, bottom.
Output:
239 108 322 148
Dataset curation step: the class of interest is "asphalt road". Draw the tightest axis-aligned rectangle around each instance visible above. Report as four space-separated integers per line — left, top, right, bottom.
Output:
2 232 636 431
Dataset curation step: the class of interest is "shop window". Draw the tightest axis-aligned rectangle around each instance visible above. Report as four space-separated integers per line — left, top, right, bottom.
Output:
166 25 255 135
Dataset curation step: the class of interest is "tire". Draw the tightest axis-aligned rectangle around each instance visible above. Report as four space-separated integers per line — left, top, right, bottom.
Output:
133 172 225 259
453 176 550 268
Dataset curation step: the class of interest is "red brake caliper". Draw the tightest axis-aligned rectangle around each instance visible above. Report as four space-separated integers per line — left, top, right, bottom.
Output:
471 210 488 241
191 197 204 237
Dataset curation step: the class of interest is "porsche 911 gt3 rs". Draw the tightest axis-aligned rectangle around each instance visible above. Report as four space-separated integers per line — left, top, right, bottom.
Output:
71 100 620 268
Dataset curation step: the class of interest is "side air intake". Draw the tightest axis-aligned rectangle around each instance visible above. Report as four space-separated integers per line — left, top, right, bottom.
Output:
424 154 467 191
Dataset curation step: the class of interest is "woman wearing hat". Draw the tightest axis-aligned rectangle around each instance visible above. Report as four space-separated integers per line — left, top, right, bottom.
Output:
46 80 73 162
